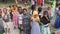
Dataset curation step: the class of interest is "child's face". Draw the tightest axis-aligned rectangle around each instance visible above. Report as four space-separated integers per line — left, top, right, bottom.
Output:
11 5 13 8
23 10 27 15
19 8 22 13
3 9 7 14
44 14 48 17
14 5 17 9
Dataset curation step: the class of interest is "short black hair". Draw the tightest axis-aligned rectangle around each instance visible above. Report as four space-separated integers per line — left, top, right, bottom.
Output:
43 10 48 15
38 7 42 14
31 4 36 10
18 6 22 10
23 8 27 11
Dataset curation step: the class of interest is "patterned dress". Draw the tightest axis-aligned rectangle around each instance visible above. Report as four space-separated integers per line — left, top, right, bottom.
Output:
23 14 30 34
13 10 18 27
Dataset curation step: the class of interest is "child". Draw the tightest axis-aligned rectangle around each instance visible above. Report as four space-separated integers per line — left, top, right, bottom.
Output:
22 8 31 34
0 9 4 34
41 11 51 34
54 7 60 28
38 7 43 23
13 5 18 29
9 5 14 20
38 7 42 17
3 8 11 34
42 11 50 25
13 5 18 11
30 4 36 15
31 11 41 34
47 7 51 19
18 7 23 34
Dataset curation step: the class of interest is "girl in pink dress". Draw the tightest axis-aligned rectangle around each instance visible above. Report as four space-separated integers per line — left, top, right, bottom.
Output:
13 5 18 29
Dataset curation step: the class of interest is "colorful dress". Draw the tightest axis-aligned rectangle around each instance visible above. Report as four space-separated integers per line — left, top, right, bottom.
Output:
13 10 18 27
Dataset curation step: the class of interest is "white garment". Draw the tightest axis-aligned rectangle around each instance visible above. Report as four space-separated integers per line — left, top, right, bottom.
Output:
39 13 43 17
18 13 23 24
4 21 11 28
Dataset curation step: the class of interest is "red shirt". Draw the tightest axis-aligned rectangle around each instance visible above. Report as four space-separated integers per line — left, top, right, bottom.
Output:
38 0 43 5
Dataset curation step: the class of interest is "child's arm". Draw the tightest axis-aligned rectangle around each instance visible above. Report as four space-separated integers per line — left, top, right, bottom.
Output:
45 16 50 23
46 17 50 21
29 16 32 27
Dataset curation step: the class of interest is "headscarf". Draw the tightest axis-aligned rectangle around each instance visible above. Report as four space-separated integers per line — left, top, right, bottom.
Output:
32 11 40 22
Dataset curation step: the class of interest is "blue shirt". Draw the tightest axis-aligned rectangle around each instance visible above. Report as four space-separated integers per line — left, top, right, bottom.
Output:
23 14 30 27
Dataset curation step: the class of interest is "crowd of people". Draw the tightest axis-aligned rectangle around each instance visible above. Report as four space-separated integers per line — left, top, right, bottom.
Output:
0 0 60 34
0 1 60 34
15 0 43 6
0 4 51 34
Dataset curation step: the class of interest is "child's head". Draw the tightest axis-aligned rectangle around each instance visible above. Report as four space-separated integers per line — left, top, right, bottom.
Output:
11 5 14 7
43 11 48 17
38 7 42 14
0 9 2 16
13 5 17 10
31 4 36 10
23 8 27 15
33 11 38 18
3 8 7 14
18 7 22 14
47 7 50 10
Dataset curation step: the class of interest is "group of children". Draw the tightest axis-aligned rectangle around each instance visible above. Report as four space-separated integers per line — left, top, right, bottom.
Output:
15 0 43 7
0 4 51 34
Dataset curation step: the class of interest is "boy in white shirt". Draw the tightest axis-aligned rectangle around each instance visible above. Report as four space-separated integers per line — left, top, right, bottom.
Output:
18 7 23 34
3 8 11 34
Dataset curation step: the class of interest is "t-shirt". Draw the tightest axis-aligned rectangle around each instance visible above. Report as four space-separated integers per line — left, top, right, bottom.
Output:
22 14 30 26
18 13 23 24
3 14 10 22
